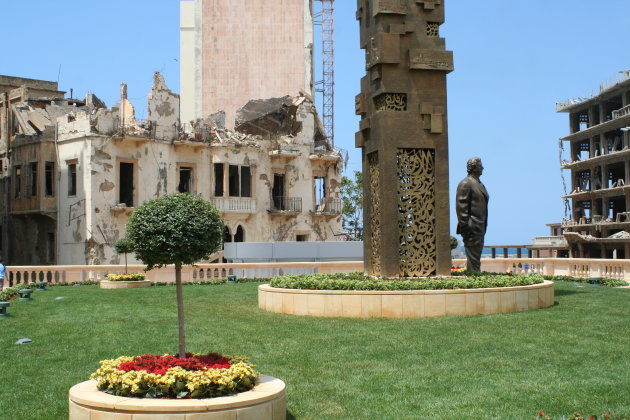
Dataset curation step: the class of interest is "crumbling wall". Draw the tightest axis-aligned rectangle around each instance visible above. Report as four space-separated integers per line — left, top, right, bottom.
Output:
147 72 180 141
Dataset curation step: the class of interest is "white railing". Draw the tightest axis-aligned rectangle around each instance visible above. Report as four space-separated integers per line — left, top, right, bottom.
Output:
5 258 630 287
531 236 568 247
453 258 630 281
612 104 630 119
210 197 257 213
4 262 363 287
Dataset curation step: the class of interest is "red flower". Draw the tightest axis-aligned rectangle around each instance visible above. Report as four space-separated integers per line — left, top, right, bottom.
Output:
539 412 545 416
117 353 231 375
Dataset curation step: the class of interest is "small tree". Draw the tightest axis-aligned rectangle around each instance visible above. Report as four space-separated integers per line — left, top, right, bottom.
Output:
114 238 134 274
341 171 363 240
450 236 458 251
126 193 223 358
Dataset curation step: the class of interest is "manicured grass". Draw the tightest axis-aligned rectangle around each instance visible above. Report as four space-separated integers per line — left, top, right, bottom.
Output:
0 281 629 419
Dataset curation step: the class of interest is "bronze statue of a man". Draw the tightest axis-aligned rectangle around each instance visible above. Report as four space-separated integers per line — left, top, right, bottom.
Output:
455 157 489 272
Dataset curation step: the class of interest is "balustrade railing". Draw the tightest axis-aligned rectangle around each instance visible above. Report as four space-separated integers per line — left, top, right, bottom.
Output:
612 104 630 119
269 196 302 213
211 197 256 213
4 258 630 288
313 198 342 215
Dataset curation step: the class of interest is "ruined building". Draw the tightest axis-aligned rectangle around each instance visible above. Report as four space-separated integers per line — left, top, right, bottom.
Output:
556 70 630 258
0 73 342 265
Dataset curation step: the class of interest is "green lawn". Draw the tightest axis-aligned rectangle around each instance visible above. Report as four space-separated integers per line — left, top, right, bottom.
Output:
0 281 629 419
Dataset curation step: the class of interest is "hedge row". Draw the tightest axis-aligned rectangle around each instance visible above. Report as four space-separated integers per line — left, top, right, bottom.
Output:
269 273 545 291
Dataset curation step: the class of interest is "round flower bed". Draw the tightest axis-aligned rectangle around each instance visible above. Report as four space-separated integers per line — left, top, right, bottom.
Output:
261 273 554 318
101 273 150 289
90 352 257 399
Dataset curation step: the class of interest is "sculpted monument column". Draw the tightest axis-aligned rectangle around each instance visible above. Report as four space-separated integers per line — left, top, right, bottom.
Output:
356 0 454 277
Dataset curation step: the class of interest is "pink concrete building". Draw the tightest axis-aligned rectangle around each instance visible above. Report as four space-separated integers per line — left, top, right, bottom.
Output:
180 0 314 128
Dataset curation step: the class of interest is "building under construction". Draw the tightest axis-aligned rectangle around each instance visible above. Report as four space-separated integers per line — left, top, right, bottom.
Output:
555 70 630 258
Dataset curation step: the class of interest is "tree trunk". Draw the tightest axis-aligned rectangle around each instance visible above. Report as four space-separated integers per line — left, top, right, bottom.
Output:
124 253 128 274
175 263 186 358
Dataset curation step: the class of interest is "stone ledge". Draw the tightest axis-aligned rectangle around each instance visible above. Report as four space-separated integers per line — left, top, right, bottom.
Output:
258 281 555 318
100 280 151 289
69 376 286 419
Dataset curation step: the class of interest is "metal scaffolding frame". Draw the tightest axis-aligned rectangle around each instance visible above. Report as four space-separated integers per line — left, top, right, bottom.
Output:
315 0 335 147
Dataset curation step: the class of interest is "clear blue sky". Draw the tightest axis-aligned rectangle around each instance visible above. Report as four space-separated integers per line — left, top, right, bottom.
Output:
3 1 630 245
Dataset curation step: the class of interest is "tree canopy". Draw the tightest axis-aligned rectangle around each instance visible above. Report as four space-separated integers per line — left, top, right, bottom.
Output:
126 193 224 270
341 171 363 241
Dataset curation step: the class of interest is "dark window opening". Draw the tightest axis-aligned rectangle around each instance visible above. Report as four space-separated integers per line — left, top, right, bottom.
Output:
45 162 54 197
178 167 193 193
314 176 326 206
234 225 245 242
591 105 600 125
47 232 55 264
608 197 626 221
14 165 21 198
119 162 134 207
68 163 77 196
607 163 626 189
214 163 224 196
229 165 239 197
272 173 286 210
296 234 308 242
29 162 37 197
241 166 251 197
223 226 232 244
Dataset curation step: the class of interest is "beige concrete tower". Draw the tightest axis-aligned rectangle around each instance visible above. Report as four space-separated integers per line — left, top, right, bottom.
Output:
355 0 454 277
180 0 314 128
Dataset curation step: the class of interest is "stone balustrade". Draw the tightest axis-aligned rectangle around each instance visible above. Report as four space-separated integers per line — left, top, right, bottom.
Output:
4 261 363 287
3 258 629 288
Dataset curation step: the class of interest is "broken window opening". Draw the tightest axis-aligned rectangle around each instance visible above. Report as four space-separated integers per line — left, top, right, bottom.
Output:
229 165 240 197
29 162 37 197
47 232 55 264
241 166 251 198
45 162 54 197
223 226 232 244
14 165 21 199
314 176 326 208
67 163 77 196
607 163 625 189
575 170 591 192
214 163 224 196
119 162 134 207
234 225 245 242
178 166 193 193
574 141 590 161
607 197 626 220
272 173 286 210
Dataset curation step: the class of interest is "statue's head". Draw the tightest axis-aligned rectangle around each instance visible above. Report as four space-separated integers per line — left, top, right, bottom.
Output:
466 157 483 176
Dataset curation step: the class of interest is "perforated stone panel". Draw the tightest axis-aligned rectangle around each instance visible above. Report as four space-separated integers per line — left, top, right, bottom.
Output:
397 149 436 277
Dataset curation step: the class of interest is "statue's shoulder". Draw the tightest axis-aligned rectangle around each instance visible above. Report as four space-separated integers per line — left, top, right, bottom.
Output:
456 176 473 189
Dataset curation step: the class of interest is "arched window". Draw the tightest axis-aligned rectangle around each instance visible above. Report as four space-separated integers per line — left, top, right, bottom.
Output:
223 226 232 243
234 225 245 242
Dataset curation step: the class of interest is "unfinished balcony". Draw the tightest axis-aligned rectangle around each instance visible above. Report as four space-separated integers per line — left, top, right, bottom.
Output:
210 197 257 214
312 197 342 216
268 196 302 215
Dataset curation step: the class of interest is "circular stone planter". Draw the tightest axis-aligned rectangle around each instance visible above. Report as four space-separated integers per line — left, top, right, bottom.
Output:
259 281 555 318
69 375 286 420
100 280 151 289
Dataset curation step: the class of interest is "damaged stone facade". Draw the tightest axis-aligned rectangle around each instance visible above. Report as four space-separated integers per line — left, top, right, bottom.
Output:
0 74 342 265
